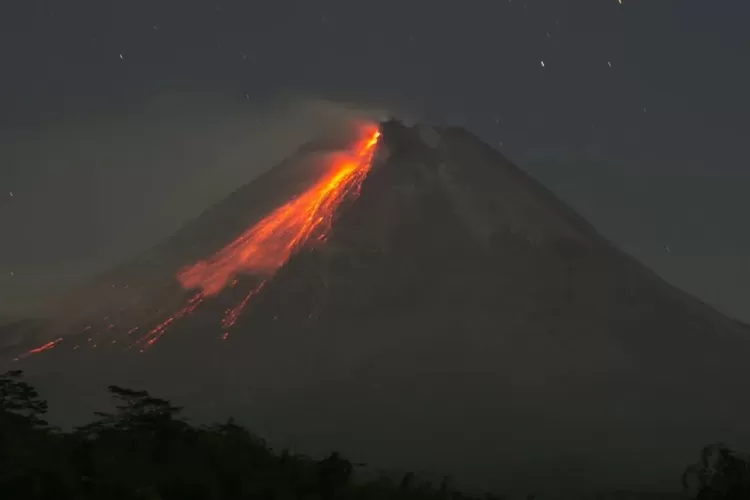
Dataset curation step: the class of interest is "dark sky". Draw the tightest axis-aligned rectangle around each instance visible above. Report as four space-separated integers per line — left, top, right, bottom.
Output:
1 0 749 322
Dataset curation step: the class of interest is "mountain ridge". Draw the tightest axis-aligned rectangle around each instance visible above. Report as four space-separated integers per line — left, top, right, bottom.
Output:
4 118 750 494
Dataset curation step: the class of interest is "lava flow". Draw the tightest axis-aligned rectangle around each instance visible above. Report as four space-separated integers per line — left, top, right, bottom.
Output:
139 123 381 345
13 337 64 361
138 292 205 347
16 124 380 359
178 124 381 296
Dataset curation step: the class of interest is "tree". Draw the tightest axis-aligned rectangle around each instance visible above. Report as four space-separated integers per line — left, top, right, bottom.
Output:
73 385 206 499
0 369 49 428
76 385 186 436
316 451 353 499
683 443 750 499
0 370 76 499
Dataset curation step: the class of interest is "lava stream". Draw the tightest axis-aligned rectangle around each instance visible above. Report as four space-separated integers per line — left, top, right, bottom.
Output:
17 124 380 358
222 281 267 329
13 337 64 361
178 125 381 296
168 124 379 338
137 292 204 347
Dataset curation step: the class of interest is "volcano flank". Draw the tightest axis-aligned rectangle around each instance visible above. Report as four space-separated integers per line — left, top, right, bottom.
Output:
5 118 750 494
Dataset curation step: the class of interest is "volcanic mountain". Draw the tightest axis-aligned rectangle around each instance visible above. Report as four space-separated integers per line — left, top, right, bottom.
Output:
4 119 750 494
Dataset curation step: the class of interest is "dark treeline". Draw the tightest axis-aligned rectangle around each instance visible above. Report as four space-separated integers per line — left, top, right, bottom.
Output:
1 370 748 500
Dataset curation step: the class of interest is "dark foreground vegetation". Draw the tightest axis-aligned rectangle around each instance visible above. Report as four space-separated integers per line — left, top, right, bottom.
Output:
1 370 748 500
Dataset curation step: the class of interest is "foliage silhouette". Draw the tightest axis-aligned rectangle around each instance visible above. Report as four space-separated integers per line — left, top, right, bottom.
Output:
0 370 493 500
682 443 750 499
1 370 746 500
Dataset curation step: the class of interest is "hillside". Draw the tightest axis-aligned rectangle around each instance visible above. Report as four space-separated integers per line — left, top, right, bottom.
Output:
5 119 750 494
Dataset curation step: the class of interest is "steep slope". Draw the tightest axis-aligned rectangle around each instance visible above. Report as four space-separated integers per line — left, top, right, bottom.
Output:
8 125 376 345
5 119 750 494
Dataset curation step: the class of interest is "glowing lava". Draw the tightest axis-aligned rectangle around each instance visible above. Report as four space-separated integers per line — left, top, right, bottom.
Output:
137 292 205 347
177 125 381 296
14 337 64 361
221 281 267 330
142 123 380 346
199 124 380 331
16 124 380 358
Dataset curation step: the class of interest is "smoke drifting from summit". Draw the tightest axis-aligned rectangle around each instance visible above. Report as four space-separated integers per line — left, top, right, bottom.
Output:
0 94 396 320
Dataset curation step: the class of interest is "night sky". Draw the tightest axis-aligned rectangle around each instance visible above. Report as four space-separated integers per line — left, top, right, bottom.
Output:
1 0 749 323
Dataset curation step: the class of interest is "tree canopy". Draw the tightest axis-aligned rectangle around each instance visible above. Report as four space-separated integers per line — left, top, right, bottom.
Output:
1 370 746 500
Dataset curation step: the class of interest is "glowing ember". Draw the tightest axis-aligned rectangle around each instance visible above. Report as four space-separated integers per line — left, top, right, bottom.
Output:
15 337 64 360
28 337 64 354
222 281 267 329
178 125 381 296
137 292 204 347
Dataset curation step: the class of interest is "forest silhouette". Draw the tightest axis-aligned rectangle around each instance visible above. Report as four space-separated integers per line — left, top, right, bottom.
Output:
1 370 747 500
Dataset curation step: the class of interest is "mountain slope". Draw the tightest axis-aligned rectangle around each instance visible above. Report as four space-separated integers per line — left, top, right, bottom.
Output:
5 119 750 494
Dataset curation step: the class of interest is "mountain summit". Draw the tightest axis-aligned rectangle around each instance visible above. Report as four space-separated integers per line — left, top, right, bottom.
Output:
6 119 750 493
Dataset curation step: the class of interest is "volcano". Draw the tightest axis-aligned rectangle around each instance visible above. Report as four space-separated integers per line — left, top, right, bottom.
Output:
4 119 750 494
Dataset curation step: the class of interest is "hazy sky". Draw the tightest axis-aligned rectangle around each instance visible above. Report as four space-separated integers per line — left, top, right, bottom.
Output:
1 0 749 322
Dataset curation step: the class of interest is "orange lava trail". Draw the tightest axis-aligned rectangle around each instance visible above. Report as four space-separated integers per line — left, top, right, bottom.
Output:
12 127 380 359
178 125 381 296
155 124 380 340
129 124 380 349
206 126 380 331
137 292 204 347
15 337 64 361
221 280 267 329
